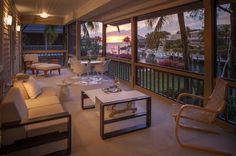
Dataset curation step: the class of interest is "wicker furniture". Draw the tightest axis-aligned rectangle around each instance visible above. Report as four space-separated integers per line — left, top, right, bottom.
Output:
172 78 228 155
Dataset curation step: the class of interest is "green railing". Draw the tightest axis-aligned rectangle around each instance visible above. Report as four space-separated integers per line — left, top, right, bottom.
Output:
220 85 236 125
136 64 204 100
108 58 131 82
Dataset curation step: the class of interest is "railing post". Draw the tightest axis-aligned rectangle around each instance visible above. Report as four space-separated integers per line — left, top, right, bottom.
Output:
64 25 69 67
76 20 81 60
131 17 137 88
204 0 215 97
102 23 107 57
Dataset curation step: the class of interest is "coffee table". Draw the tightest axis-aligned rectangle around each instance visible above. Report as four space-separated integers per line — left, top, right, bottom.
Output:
81 89 151 139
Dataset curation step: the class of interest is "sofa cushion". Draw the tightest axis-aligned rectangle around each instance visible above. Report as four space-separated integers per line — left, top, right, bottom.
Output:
14 80 30 99
25 96 60 109
0 87 28 145
39 86 57 97
26 104 67 137
23 77 42 99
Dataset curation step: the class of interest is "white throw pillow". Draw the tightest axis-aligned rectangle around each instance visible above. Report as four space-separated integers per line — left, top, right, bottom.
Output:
23 77 42 99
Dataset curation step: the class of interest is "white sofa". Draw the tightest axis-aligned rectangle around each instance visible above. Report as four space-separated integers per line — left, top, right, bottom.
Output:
0 80 71 155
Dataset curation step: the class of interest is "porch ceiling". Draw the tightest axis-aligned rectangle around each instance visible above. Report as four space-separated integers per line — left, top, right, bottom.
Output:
14 0 198 25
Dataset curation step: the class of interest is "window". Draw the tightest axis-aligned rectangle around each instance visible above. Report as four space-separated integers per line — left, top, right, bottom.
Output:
106 22 131 59
68 22 76 55
137 4 205 73
22 24 64 51
216 0 236 80
81 22 102 57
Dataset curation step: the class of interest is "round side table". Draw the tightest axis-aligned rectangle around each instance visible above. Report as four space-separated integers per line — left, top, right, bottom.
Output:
57 81 72 101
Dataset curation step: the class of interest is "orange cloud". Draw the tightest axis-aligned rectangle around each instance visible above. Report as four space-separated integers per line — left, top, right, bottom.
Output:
107 35 127 43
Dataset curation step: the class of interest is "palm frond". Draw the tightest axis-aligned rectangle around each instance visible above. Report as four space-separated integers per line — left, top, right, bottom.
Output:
154 16 166 32
145 18 158 29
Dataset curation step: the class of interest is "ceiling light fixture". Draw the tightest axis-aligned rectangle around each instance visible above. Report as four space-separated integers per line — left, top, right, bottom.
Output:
40 12 49 18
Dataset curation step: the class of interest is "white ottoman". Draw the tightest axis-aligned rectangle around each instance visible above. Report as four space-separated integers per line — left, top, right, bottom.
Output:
35 64 61 76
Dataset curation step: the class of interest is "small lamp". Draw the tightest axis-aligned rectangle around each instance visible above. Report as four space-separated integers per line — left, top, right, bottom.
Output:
4 15 12 25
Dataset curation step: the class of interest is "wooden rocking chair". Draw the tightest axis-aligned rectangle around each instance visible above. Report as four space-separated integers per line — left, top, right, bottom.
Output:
172 78 230 155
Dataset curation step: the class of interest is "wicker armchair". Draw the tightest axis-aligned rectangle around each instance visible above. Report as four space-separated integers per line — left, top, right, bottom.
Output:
172 78 229 155
71 60 87 84
94 59 111 81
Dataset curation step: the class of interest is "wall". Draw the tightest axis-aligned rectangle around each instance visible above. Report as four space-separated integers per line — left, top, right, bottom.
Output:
0 0 21 98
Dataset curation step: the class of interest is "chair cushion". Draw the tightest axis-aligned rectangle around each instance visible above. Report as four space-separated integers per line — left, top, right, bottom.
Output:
14 80 29 99
26 104 67 137
23 77 42 99
25 96 60 109
24 54 39 63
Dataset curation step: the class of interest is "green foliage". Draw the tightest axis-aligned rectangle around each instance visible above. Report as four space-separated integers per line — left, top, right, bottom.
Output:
81 36 102 56
44 25 58 45
228 96 236 122
146 53 157 64
164 39 183 52
145 31 170 51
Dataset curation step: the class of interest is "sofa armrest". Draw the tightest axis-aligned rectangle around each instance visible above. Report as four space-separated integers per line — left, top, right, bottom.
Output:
1 112 71 130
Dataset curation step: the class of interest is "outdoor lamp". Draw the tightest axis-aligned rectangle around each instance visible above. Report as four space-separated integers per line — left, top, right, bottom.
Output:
16 24 21 31
4 15 12 25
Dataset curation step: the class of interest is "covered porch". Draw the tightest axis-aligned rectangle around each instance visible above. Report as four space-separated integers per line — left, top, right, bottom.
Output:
0 0 236 155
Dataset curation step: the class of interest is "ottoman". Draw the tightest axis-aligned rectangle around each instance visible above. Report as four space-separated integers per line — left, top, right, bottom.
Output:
35 64 61 76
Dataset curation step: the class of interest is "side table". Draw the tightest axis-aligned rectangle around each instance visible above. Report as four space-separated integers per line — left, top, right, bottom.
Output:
57 81 72 101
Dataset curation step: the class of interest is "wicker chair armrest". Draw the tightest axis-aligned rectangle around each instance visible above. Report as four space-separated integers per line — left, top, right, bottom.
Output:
176 104 217 122
176 93 209 102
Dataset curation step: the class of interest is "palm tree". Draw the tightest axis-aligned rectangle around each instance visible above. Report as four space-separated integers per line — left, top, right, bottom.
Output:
44 25 58 50
220 3 236 79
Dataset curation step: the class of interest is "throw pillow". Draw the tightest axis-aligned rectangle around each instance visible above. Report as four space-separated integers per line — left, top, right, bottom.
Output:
23 76 42 99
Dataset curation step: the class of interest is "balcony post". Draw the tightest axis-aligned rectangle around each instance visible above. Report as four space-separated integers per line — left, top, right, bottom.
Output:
64 25 69 66
76 20 81 59
131 17 137 88
102 23 107 57
204 0 215 97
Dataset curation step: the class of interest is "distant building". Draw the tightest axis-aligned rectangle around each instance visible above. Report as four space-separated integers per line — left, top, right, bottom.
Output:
138 35 146 48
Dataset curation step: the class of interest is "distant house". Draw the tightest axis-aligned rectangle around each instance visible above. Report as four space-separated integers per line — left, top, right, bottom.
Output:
138 35 146 48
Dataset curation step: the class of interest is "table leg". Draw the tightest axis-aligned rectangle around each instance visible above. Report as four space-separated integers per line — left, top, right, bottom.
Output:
146 97 152 127
44 70 48 77
58 68 61 75
100 104 105 139
81 91 95 110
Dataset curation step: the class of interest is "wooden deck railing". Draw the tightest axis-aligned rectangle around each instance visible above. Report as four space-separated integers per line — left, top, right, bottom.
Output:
23 50 67 66
136 63 204 100
107 57 131 82
220 80 236 125
107 57 236 125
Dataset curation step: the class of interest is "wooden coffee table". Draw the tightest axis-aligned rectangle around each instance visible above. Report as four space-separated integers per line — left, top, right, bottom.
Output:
81 89 151 139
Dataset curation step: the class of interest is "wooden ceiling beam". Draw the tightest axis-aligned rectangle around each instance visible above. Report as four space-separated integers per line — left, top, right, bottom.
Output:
63 0 111 24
